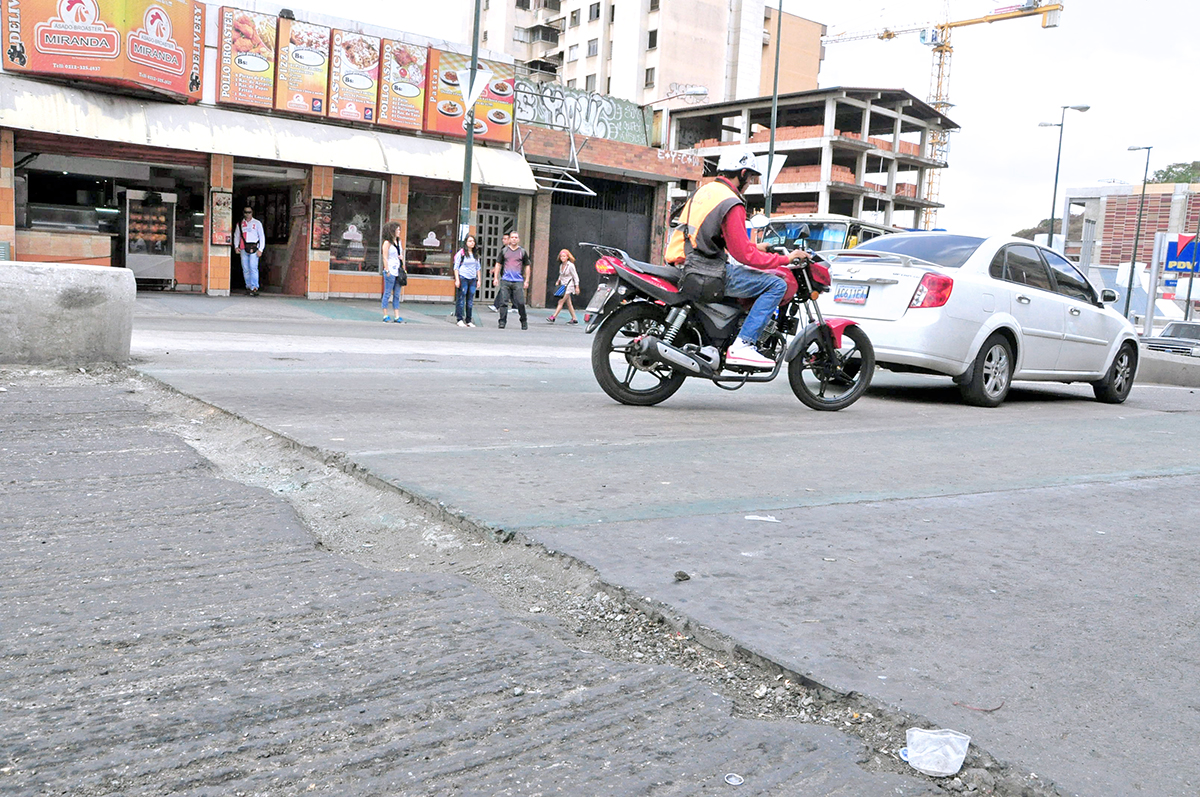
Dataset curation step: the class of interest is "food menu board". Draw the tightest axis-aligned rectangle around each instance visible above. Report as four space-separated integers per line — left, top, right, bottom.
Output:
327 30 379 122
311 198 332 250
1 0 204 101
274 18 329 116
376 40 425 131
217 6 276 108
423 49 515 145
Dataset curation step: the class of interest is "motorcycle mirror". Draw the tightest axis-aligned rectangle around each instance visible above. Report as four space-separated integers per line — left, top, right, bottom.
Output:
748 213 771 230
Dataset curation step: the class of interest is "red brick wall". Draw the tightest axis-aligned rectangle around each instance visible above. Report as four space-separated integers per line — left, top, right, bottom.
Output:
521 127 702 183
1099 193 1174 266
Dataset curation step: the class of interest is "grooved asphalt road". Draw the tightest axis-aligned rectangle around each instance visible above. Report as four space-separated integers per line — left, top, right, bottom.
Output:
129 294 1200 796
0 378 937 796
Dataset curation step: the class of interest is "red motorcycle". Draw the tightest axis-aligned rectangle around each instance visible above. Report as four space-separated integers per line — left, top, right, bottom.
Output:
582 231 874 411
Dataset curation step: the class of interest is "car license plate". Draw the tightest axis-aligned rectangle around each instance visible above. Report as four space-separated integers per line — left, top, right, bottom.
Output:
833 283 869 305
586 278 615 313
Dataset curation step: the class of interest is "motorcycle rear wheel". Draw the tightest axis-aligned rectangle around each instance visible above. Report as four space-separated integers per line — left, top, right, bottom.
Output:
592 302 687 406
787 324 875 411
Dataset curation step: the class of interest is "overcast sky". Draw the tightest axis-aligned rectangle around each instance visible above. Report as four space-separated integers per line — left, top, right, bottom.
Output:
295 0 1195 236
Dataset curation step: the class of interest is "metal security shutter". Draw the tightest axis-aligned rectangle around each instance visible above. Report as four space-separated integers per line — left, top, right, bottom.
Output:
13 131 211 168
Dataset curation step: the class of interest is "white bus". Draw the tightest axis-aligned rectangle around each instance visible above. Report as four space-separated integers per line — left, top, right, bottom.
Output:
755 213 904 253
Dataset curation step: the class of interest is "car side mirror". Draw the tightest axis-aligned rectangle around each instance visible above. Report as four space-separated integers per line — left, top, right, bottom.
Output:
748 213 771 229
1100 288 1118 304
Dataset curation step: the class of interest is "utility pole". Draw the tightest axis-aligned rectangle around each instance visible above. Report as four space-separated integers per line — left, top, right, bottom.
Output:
458 0 484 249
764 0 783 216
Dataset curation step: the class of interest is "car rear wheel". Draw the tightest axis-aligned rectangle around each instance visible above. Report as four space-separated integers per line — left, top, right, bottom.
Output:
1092 342 1137 404
960 333 1013 408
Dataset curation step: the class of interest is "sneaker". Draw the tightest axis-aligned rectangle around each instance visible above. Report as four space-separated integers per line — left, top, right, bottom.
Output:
457 320 466 327
499 320 506 329
382 316 392 322
546 315 556 323
567 319 579 325
466 322 476 328
521 321 528 330
725 339 774 370
487 304 499 313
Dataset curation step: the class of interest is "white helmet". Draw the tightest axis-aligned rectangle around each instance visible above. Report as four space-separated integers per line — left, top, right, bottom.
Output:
715 148 763 176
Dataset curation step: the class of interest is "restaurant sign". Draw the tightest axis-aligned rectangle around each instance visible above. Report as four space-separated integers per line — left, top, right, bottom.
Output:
217 6 276 108
423 49 514 145
376 40 425 131
274 17 328 116
2 0 203 100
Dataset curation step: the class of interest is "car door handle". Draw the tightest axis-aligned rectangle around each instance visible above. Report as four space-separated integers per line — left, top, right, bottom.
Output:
1016 294 1032 304
1069 307 1081 316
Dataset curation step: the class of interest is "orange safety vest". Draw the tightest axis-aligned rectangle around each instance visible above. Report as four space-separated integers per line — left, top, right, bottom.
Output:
664 178 744 265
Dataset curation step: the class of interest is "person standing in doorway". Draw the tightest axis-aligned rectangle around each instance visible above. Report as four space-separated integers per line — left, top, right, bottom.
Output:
546 248 580 324
233 206 265 296
380 221 405 323
487 231 510 313
493 230 530 330
453 234 481 327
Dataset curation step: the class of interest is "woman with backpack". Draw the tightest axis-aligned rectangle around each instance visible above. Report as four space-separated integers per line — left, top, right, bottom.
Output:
453 234 482 327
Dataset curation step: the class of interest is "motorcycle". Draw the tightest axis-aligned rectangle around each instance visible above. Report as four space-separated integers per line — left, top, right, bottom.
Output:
582 223 874 411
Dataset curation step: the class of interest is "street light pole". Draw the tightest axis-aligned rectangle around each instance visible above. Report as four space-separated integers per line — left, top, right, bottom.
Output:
764 0 783 216
1122 145 1153 320
457 0 484 250
1039 104 1088 253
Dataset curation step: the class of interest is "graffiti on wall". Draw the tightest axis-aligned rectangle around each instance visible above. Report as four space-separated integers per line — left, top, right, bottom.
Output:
514 79 649 146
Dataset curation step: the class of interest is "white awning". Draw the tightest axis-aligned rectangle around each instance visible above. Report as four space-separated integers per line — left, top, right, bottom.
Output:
0 73 537 193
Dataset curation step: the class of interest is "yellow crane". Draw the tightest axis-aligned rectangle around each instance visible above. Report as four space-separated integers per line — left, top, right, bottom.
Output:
823 2 1064 228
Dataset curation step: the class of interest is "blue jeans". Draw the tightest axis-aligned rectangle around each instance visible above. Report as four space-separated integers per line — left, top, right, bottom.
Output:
456 277 477 322
238 250 260 291
724 262 786 344
382 272 403 309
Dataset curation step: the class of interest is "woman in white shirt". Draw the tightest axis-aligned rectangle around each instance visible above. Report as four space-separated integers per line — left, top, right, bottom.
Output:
381 222 405 323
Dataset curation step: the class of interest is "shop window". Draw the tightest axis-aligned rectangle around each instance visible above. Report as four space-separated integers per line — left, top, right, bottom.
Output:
330 172 385 272
406 177 461 276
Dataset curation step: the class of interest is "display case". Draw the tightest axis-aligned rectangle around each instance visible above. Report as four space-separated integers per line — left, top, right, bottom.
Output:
27 203 121 235
123 190 176 280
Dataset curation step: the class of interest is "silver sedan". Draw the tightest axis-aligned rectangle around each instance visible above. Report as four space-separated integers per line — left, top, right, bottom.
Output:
816 233 1139 407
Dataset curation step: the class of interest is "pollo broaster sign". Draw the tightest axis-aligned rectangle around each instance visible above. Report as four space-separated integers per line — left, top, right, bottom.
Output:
2 0 203 101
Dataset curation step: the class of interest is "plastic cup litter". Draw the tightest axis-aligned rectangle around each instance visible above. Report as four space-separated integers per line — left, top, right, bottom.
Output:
899 728 971 777
724 773 744 785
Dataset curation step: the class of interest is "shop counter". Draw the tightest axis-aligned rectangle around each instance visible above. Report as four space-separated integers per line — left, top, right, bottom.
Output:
15 229 115 267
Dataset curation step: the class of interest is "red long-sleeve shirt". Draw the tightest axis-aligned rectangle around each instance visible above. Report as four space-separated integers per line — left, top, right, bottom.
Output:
719 200 790 270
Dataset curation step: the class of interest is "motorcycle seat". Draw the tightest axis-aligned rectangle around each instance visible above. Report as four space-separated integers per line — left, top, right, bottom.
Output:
627 258 682 283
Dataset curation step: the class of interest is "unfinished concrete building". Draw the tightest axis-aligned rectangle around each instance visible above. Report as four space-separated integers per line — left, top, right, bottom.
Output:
667 87 958 229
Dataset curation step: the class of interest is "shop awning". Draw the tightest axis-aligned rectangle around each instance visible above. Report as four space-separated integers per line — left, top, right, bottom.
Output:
0 73 537 194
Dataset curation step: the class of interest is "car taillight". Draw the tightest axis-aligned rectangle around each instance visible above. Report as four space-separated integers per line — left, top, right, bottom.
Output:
595 256 621 274
909 272 954 308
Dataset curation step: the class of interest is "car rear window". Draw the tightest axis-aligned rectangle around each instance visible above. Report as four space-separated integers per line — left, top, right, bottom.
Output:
852 234 985 268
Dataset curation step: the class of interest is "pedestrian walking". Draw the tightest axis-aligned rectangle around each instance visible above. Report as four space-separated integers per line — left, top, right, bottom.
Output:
487 231 510 313
493 230 530 330
381 221 406 323
453 234 481 327
233 206 265 296
546 248 580 324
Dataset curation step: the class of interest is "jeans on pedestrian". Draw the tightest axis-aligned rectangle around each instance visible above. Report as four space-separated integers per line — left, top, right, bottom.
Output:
496 279 527 324
456 277 477 322
382 272 403 310
239 250 260 291
724 262 786 344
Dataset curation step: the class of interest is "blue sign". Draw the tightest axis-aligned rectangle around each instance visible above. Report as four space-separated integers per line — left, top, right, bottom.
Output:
1165 240 1200 272
1165 279 1179 287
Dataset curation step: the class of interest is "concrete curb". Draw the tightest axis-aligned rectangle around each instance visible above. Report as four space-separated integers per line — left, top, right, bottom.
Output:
0 261 134 364
1135 346 1200 387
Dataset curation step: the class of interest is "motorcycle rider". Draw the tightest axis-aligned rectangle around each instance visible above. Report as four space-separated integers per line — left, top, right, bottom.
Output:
666 148 828 369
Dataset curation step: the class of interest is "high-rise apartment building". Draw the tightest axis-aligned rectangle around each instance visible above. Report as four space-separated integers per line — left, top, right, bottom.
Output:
478 0 823 107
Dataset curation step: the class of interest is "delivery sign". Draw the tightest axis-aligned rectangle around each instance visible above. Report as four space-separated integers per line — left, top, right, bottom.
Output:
2 0 202 99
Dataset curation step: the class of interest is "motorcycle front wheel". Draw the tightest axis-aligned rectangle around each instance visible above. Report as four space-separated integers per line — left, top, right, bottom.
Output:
591 302 687 406
787 324 875 411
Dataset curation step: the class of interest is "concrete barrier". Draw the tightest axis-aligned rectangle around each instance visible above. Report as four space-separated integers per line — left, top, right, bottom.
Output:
0 261 135 365
1136 346 1200 388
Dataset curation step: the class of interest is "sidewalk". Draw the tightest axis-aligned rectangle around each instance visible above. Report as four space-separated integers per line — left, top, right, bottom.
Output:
0 368 940 797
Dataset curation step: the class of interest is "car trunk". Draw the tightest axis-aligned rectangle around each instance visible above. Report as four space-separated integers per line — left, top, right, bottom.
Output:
819 254 928 321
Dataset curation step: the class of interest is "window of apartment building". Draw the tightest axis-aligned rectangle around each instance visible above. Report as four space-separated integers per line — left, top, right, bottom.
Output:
585 74 596 91
647 29 657 49
567 78 576 88
606 40 612 59
512 26 531 42
482 30 488 43
588 2 600 21
569 9 579 25
609 4 615 22
644 67 655 88
515 0 530 9
649 0 658 9
587 38 598 56
606 76 611 93
567 44 578 61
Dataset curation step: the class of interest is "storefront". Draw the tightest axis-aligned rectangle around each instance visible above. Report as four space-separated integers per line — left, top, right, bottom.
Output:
0 72 537 299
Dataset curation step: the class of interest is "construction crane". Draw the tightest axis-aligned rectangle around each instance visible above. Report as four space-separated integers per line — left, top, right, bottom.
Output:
823 2 1064 228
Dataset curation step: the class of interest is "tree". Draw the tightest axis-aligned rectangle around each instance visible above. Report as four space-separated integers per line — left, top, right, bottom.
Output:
1013 213 1084 241
1149 161 1200 184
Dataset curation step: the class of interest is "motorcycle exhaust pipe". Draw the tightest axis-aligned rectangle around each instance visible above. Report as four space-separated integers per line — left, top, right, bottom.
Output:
636 336 718 378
